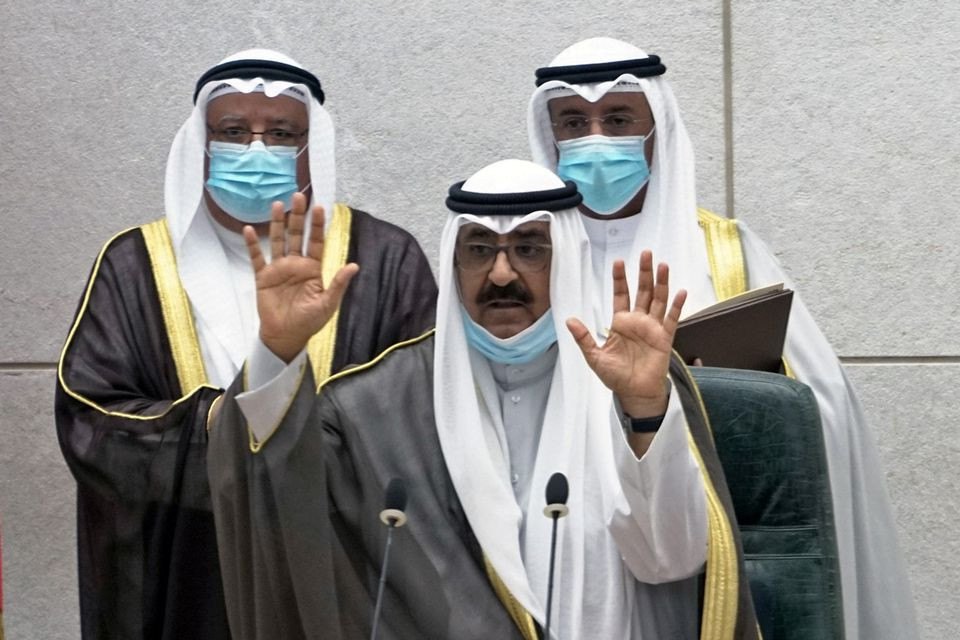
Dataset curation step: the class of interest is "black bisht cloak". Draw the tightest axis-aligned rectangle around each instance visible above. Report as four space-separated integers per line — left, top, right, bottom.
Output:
55 207 437 640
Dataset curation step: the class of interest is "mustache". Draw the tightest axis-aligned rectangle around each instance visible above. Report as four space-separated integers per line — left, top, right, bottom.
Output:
476 281 533 305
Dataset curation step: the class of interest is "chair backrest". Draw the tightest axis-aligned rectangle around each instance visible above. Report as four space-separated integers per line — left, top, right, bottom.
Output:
689 367 844 640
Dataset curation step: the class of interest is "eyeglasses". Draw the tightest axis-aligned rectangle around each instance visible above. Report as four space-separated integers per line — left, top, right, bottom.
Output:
455 242 552 273
551 114 653 136
206 126 309 147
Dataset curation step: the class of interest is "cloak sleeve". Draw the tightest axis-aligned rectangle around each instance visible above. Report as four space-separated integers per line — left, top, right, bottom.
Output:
208 361 458 640
207 366 342 640
606 382 708 583
55 230 227 639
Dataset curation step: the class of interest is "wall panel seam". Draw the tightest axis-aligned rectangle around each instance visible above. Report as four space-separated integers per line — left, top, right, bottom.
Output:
1 363 58 371
722 0 734 218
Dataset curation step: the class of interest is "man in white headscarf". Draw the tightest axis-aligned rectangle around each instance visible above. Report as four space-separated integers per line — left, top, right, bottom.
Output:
208 158 763 639
56 49 437 639
527 36 918 639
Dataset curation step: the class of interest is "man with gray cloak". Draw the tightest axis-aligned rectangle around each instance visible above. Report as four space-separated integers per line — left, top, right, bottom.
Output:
209 159 762 639
56 50 437 639
527 36 917 639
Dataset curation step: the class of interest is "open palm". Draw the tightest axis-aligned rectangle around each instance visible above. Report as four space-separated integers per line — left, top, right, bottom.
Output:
567 251 686 418
245 193 359 363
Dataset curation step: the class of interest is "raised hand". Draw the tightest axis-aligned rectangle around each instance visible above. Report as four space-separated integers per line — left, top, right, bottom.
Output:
566 251 686 419
244 193 359 363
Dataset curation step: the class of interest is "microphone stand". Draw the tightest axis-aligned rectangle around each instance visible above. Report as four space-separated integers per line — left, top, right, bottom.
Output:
544 510 562 640
370 479 408 640
543 472 569 639
370 517 400 640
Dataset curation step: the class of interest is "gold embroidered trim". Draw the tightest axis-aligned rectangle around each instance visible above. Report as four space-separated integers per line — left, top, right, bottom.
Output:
698 208 747 301
699 209 791 380
482 555 539 640
688 433 739 640
249 330 437 453
781 357 796 379
141 219 209 394
205 394 223 432
316 329 436 393
307 203 353 388
248 359 308 453
57 227 217 420
676 358 740 640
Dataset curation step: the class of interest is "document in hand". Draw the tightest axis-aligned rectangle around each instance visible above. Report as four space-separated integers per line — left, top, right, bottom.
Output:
673 284 794 373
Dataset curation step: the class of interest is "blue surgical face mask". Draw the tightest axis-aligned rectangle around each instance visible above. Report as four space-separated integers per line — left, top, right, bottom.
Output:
555 131 654 216
205 140 307 223
461 307 557 365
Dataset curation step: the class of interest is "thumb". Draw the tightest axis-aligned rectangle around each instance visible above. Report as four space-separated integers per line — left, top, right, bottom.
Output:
565 317 598 361
323 263 360 308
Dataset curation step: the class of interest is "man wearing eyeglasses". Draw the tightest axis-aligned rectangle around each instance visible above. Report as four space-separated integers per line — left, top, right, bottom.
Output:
55 49 437 640
207 158 760 639
527 37 918 639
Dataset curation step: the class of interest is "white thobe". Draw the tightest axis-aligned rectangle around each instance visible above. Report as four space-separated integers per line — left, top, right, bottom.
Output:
486 348 556 516
580 213 643 331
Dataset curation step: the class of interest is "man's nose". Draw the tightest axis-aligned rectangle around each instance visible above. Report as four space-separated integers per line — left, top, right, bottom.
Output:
487 250 519 287
588 119 605 136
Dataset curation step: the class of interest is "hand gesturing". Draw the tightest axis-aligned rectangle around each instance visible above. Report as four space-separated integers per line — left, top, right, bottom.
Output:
244 193 359 363
566 251 686 418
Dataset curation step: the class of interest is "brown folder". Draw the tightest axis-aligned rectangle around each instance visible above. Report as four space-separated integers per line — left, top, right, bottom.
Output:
673 284 794 373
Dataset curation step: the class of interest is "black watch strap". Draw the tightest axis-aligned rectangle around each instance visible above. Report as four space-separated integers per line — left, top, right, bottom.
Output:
624 413 666 433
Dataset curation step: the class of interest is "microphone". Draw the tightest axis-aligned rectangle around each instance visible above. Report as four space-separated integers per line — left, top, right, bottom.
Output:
370 478 408 640
380 477 408 527
544 472 569 518
542 472 569 639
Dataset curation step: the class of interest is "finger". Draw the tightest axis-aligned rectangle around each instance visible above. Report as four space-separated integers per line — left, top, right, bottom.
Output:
306 205 326 262
565 317 599 359
647 262 670 322
286 193 307 256
634 250 654 313
269 202 285 259
611 260 630 314
322 262 360 307
243 226 267 273
662 288 687 337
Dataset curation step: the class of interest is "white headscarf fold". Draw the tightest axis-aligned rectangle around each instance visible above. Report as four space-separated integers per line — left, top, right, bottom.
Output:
163 49 336 385
527 37 714 324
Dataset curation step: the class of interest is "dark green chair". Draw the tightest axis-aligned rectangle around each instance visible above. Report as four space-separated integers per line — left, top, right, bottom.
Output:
690 367 844 640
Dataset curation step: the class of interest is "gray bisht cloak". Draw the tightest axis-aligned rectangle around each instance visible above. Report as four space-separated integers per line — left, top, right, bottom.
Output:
208 333 759 640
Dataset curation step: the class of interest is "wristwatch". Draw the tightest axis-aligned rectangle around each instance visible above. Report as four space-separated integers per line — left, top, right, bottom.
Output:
623 413 665 433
